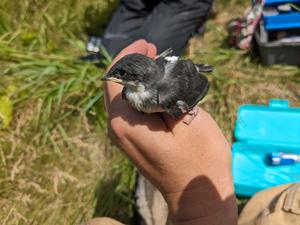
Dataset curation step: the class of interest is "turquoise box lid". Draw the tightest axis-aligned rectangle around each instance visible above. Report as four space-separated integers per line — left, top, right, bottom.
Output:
233 99 300 196
235 99 300 147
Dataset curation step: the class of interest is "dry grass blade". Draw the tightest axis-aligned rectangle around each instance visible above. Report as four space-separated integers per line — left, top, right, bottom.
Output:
0 0 136 225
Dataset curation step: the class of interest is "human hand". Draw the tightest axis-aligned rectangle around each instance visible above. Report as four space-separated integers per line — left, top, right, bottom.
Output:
104 40 238 225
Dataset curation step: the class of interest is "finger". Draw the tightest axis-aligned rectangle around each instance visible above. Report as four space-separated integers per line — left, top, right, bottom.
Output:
146 43 157 59
123 39 148 54
104 82 123 113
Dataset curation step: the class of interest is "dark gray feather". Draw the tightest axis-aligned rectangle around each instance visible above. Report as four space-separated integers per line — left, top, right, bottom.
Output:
157 59 209 118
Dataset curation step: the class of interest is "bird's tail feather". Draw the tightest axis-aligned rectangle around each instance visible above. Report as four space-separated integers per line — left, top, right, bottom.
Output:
155 48 173 59
195 64 214 73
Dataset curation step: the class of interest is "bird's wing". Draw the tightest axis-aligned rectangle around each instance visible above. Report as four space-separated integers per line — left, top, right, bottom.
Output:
157 59 209 118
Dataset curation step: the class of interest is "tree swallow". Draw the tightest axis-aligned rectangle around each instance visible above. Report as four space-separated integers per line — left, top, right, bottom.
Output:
102 49 213 118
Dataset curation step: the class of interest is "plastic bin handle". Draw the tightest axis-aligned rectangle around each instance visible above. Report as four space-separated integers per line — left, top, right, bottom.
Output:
269 99 290 108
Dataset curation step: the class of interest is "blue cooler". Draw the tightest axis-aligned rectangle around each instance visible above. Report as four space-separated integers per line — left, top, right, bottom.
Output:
232 99 300 196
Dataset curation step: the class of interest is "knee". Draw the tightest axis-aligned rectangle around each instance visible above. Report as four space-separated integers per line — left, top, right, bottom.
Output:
85 217 124 225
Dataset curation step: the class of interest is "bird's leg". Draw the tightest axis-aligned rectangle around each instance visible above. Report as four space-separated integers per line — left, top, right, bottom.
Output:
183 106 199 125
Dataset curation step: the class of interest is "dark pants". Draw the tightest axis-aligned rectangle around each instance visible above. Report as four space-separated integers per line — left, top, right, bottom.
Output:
102 0 213 56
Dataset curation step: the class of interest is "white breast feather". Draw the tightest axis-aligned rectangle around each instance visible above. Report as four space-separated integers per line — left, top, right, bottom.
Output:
125 84 163 113
126 90 150 112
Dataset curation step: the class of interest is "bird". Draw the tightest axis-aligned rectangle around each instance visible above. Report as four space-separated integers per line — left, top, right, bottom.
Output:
102 49 213 118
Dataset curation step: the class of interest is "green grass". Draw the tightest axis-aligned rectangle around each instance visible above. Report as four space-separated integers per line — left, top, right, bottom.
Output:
0 0 136 224
0 0 300 224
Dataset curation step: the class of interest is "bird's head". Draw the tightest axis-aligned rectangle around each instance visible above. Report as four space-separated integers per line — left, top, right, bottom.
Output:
102 53 162 90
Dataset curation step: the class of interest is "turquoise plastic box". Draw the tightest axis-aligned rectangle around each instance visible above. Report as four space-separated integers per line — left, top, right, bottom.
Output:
232 99 300 197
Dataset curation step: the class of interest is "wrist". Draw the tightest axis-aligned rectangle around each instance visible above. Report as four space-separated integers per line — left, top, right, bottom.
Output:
164 177 238 225
167 210 237 225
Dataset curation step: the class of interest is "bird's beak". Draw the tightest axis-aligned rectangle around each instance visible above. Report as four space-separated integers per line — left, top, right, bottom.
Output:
101 75 124 84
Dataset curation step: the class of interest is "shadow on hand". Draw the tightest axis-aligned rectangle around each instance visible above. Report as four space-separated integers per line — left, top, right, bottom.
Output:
167 176 238 225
